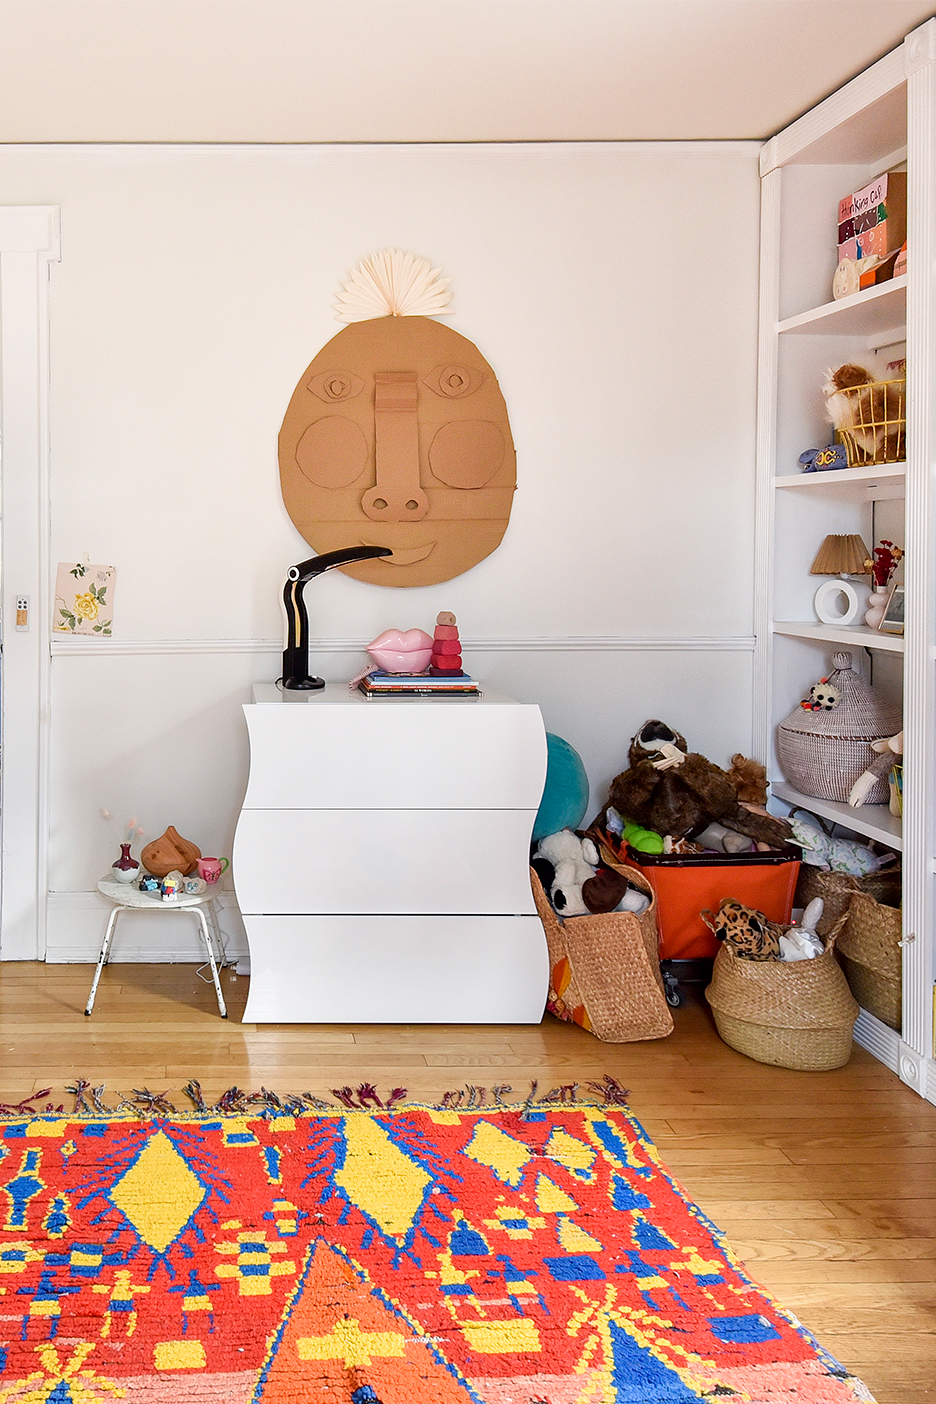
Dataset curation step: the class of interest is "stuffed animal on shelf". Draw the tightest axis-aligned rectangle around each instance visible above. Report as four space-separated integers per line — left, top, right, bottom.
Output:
701 898 784 961
800 678 842 712
822 361 904 463
786 814 895 875
607 721 793 849
848 730 903 809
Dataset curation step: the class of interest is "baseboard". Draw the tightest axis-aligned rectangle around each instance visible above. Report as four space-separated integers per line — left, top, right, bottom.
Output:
45 889 248 967
853 1007 901 1072
854 1008 936 1107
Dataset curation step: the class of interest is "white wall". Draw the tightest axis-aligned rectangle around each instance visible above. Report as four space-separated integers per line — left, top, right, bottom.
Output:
0 141 761 960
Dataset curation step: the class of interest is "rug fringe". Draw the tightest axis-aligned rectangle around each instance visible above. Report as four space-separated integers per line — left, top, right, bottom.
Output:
50 1075 630 1119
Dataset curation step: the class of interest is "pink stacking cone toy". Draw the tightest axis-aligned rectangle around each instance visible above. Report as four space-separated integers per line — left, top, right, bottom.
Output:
430 611 463 675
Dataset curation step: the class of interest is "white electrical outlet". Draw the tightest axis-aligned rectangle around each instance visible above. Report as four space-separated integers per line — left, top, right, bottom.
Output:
15 596 29 631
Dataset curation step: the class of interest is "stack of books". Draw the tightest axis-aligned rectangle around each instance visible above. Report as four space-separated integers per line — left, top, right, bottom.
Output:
358 669 479 698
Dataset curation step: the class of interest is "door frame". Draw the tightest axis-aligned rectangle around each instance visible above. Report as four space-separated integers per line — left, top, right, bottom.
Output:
0 207 60 959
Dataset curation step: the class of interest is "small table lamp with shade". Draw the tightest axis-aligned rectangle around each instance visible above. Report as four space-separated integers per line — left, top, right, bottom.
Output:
810 534 872 627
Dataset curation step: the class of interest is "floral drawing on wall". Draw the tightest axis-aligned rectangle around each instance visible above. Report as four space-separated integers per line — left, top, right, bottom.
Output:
54 562 115 635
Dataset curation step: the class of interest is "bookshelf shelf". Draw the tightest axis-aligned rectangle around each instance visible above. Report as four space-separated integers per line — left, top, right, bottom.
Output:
777 276 906 337
773 782 902 850
772 620 905 653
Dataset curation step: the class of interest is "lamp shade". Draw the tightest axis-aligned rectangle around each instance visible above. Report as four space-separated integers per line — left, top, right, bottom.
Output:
809 534 872 576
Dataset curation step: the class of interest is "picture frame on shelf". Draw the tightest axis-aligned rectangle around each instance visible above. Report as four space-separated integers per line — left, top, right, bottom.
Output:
878 582 905 635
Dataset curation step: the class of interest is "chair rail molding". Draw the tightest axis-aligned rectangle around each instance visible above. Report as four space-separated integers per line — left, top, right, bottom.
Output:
0 207 61 960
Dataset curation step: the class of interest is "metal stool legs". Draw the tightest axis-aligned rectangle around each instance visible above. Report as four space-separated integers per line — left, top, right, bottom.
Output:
85 901 228 1019
85 906 121 1016
195 907 228 1019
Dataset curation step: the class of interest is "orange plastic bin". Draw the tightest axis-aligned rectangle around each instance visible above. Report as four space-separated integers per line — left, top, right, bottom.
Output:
610 844 800 1006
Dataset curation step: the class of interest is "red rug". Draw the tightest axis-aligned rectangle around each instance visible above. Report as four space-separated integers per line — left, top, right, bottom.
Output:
0 1080 873 1402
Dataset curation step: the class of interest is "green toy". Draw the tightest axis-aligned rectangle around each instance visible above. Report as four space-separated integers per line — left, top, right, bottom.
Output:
622 821 665 854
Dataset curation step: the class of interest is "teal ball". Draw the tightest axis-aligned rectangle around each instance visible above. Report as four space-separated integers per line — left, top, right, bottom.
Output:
533 733 590 842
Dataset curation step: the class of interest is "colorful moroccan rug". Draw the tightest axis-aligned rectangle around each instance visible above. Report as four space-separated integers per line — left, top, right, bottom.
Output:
0 1079 874 1403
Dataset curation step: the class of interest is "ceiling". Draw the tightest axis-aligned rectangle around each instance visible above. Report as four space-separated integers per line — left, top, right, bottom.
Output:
0 0 933 145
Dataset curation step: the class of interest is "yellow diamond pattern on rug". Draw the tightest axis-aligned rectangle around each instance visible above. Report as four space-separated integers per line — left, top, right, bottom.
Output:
333 1111 431 1238
109 1129 206 1251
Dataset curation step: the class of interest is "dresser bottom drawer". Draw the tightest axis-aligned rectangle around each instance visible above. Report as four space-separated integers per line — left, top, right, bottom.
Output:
241 914 548 1024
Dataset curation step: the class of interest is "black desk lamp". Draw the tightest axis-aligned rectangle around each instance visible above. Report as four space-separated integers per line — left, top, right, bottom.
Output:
281 545 392 690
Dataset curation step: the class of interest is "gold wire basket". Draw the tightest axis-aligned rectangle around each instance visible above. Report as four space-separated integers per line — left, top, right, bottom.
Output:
835 376 906 466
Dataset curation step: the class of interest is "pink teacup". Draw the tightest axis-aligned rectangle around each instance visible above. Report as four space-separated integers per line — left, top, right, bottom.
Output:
197 857 229 884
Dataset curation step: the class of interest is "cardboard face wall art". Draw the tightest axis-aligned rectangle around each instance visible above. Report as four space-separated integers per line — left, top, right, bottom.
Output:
279 250 516 587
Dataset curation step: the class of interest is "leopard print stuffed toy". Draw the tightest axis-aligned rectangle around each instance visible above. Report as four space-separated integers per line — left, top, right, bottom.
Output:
701 898 785 961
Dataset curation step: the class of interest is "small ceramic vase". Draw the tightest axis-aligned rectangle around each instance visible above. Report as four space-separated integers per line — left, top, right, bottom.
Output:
864 586 889 630
112 844 140 884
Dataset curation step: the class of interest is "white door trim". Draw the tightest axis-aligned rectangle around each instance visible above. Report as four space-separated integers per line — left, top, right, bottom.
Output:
0 207 60 960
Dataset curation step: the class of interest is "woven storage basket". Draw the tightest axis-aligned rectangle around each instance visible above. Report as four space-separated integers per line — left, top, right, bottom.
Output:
777 651 901 802
531 867 673 1042
837 890 903 1031
795 863 901 936
705 920 858 1070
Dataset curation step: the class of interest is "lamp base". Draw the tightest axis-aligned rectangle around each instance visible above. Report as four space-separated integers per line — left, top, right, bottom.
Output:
282 676 326 691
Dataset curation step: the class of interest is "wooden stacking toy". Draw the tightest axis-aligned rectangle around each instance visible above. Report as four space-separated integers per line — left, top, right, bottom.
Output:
430 611 463 676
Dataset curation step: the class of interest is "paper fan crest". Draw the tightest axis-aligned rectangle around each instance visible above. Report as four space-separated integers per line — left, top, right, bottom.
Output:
334 249 453 323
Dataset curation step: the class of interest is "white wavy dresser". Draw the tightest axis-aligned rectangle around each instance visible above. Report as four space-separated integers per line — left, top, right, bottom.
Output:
233 682 548 1023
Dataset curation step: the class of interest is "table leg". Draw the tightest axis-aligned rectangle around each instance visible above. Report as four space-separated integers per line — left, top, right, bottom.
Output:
195 908 228 1018
85 907 120 1016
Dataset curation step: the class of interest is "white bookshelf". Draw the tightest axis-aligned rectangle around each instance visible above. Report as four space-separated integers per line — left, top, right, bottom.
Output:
755 19 936 1105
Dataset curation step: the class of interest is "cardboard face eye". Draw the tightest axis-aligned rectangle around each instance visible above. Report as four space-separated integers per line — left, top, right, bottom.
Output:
423 363 486 399
429 420 504 488
307 370 365 403
296 416 368 488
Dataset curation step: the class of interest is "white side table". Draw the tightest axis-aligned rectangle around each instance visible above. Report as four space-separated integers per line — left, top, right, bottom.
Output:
86 879 228 1018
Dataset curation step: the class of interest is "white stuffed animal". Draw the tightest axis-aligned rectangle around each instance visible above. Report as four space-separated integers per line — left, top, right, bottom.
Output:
534 829 599 917
779 897 825 962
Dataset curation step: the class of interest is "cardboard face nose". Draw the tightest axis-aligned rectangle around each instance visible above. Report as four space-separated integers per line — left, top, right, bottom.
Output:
361 371 429 522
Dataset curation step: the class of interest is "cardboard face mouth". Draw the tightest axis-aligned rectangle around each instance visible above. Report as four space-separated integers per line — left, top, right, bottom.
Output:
359 539 436 565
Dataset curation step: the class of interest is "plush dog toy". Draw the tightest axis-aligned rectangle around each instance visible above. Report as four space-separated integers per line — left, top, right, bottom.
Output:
533 829 600 916
608 721 793 849
533 829 649 917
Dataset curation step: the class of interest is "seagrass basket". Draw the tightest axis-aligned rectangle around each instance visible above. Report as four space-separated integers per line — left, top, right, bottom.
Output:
837 890 903 1031
795 863 901 936
777 651 902 803
705 918 858 1070
530 867 673 1043
835 376 905 467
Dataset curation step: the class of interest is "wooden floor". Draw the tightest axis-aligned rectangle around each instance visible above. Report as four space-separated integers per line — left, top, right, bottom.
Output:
0 961 933 1403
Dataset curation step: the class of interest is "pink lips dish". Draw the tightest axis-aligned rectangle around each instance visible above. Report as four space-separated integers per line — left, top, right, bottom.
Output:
367 628 434 673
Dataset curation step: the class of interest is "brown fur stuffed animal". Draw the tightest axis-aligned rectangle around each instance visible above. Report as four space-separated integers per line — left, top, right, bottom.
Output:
726 753 768 807
823 362 903 462
607 721 792 849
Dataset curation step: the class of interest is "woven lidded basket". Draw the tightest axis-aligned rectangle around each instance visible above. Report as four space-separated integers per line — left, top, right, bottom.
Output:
837 890 903 1031
705 921 858 1070
777 651 902 802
